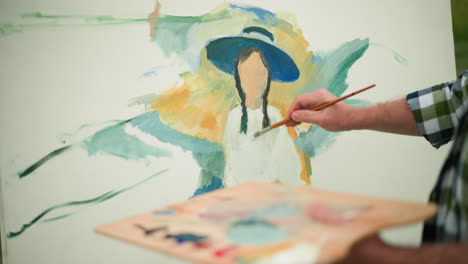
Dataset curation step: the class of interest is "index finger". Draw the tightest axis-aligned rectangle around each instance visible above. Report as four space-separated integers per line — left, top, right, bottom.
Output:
287 94 317 118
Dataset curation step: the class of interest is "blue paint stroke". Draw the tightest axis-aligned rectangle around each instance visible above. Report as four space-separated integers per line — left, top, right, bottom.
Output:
229 3 276 22
165 233 207 243
193 176 223 197
154 209 177 216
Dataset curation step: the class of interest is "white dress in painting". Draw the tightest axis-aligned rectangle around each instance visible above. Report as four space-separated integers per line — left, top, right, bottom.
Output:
223 105 303 187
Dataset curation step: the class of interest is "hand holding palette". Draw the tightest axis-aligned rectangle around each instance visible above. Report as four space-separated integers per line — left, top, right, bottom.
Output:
95 182 436 264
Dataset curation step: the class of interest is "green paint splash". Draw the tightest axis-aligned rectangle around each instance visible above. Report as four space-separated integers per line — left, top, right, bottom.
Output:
7 169 168 238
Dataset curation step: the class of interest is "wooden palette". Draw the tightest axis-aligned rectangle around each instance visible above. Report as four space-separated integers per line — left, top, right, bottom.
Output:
95 182 436 264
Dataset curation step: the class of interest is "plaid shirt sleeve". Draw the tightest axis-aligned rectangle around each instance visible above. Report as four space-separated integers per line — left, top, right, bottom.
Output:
406 71 468 148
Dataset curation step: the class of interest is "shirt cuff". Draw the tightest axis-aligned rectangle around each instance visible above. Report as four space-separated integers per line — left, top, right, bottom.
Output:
406 85 454 149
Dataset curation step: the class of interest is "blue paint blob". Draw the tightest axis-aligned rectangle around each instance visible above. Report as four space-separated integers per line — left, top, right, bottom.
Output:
165 233 207 243
192 176 224 197
153 209 177 216
227 219 288 246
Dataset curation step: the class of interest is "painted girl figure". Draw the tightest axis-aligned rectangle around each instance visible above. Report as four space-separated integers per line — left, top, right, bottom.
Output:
206 27 305 187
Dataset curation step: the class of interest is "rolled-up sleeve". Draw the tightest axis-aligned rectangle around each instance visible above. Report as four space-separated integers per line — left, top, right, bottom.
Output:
406 71 468 148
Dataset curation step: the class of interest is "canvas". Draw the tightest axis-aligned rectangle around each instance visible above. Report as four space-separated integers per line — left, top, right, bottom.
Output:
0 0 455 263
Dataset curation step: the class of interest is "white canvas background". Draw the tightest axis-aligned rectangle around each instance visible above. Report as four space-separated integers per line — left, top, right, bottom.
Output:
0 0 455 263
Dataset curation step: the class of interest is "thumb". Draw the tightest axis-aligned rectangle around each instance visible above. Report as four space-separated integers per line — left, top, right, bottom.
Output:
291 110 322 124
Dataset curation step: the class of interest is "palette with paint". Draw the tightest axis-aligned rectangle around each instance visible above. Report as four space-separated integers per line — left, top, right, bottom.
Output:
95 182 436 264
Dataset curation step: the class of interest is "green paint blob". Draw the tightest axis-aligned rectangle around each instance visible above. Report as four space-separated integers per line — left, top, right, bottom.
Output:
227 219 288 246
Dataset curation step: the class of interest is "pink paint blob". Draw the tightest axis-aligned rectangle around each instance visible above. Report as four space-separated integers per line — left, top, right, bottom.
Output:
306 201 348 225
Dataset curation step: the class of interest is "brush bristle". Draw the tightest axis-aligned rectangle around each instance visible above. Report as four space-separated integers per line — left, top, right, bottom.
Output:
253 126 272 139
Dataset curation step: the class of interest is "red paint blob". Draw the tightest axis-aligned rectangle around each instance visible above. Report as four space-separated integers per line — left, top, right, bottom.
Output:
214 246 236 258
194 242 210 249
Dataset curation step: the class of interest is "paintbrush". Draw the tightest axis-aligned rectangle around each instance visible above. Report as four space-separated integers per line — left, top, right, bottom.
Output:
253 84 376 138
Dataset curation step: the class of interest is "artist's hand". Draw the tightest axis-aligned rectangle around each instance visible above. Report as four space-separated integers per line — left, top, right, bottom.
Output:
336 235 388 264
337 235 468 264
286 89 359 131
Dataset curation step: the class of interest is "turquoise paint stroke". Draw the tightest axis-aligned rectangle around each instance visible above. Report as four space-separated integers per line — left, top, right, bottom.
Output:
371 43 408 66
128 111 225 195
57 119 122 144
294 39 370 156
18 119 171 178
7 169 168 238
84 121 172 160
227 219 288 246
307 38 370 96
0 12 147 38
18 111 225 196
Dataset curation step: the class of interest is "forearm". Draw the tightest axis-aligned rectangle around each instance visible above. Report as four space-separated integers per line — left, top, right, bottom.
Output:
361 243 468 264
350 98 421 136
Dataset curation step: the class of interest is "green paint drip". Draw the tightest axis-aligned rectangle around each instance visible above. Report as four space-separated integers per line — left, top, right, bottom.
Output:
7 169 168 238
18 145 73 178
227 219 288 246
370 43 408 66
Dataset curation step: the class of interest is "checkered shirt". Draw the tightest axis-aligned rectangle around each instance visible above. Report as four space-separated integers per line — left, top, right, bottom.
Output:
406 71 468 242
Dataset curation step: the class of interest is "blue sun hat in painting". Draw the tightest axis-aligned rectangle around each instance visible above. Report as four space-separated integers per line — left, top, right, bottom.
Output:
206 26 300 82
